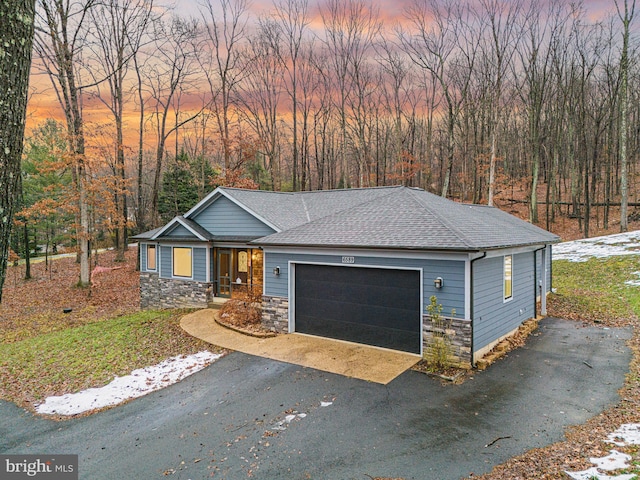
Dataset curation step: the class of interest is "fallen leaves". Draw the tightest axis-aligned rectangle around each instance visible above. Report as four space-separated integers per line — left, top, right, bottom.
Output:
0 248 140 343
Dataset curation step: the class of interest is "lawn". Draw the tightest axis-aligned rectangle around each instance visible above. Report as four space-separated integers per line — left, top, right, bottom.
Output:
0 248 222 414
549 255 640 325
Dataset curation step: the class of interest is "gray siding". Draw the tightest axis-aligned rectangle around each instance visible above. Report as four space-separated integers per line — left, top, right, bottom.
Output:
165 224 197 238
264 251 466 318
160 246 172 279
193 247 207 282
192 195 276 237
473 252 535 351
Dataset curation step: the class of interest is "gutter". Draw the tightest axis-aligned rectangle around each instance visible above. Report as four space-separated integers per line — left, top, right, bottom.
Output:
469 251 487 368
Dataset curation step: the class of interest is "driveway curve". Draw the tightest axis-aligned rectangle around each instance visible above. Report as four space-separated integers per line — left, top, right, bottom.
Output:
0 317 632 480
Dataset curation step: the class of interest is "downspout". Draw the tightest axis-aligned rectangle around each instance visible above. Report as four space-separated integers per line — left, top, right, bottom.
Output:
469 251 487 368
549 245 553 291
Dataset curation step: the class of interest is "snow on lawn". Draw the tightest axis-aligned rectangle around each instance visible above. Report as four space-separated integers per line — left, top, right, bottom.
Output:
566 424 640 480
553 230 640 262
36 351 222 416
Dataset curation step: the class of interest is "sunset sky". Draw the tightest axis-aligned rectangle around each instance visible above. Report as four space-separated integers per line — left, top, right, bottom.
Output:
25 0 631 147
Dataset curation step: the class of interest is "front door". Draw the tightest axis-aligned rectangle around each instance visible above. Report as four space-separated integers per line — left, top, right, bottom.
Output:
217 250 232 298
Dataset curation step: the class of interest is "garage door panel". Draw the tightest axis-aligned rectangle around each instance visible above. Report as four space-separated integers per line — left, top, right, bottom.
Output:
294 264 420 354
297 297 419 330
296 314 419 352
296 277 419 308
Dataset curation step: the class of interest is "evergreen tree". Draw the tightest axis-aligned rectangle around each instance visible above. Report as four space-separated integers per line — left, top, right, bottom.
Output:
158 152 203 223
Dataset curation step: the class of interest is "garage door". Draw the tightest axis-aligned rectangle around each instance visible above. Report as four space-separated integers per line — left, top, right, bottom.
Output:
294 264 421 354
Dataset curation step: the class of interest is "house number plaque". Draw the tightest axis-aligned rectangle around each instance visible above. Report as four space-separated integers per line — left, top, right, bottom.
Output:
341 256 355 264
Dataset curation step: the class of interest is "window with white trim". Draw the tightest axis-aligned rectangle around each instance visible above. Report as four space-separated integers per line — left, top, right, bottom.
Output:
173 247 192 278
147 244 156 271
504 255 513 301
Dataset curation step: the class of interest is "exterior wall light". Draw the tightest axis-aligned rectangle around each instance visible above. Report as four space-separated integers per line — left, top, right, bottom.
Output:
434 277 444 289
273 266 280 276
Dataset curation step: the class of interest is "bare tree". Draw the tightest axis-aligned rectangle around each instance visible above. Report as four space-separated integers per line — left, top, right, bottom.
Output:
321 0 381 188
87 0 154 260
239 19 285 190
273 0 309 191
200 0 249 179
297 39 322 190
34 0 96 286
478 0 522 205
146 16 202 226
616 0 636 232
403 0 478 198
0 0 36 302
513 2 567 223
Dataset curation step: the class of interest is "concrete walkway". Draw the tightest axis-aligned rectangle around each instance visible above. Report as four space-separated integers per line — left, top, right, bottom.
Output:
180 309 420 384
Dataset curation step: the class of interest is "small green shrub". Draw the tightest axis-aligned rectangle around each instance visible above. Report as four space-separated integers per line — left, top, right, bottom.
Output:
424 295 454 371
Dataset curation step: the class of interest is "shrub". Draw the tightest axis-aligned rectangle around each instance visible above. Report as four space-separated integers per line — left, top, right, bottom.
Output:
424 295 454 371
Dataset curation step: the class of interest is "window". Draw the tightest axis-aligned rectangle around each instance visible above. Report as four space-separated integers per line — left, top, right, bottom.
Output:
173 247 192 278
147 244 156 271
504 255 513 301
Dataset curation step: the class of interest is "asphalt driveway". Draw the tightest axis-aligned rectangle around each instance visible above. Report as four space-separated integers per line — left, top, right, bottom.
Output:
0 318 632 479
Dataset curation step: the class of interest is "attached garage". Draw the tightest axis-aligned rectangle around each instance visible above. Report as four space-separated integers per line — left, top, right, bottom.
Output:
293 264 422 354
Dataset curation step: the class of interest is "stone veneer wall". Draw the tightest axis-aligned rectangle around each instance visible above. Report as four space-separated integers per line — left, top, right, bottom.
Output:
422 315 472 368
262 295 289 333
140 272 212 309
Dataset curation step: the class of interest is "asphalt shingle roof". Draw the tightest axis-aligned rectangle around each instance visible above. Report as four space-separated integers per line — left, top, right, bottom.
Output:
252 187 559 250
136 185 559 251
218 186 400 231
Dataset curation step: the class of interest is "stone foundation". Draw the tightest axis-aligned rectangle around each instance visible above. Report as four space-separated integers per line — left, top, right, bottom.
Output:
140 272 212 309
422 315 472 368
262 295 289 333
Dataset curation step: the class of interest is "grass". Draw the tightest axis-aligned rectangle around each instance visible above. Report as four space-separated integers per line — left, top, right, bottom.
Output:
0 309 222 411
548 255 640 324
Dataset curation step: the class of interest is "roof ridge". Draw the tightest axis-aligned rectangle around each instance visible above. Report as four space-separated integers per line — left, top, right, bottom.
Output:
219 186 294 195
295 185 403 195
404 188 476 249
300 195 311 222
294 186 401 223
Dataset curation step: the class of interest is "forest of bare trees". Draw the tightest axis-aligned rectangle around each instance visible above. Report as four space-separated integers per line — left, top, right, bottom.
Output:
17 0 640 273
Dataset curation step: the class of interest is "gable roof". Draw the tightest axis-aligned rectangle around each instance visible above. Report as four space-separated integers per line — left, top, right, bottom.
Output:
184 186 400 232
152 216 213 241
134 185 559 251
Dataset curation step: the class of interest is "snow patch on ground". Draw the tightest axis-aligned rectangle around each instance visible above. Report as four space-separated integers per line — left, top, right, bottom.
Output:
625 272 640 286
36 351 222 416
566 424 640 480
606 424 640 447
566 467 635 480
553 231 640 262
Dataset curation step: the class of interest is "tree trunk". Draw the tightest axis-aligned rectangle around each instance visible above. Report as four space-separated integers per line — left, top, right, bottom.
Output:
23 223 31 280
0 0 36 302
618 0 633 232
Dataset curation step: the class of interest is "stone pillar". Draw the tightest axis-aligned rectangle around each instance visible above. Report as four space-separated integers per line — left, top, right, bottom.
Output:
261 295 289 333
422 314 472 368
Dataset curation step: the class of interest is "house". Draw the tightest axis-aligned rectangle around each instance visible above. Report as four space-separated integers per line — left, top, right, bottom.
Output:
134 186 559 366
